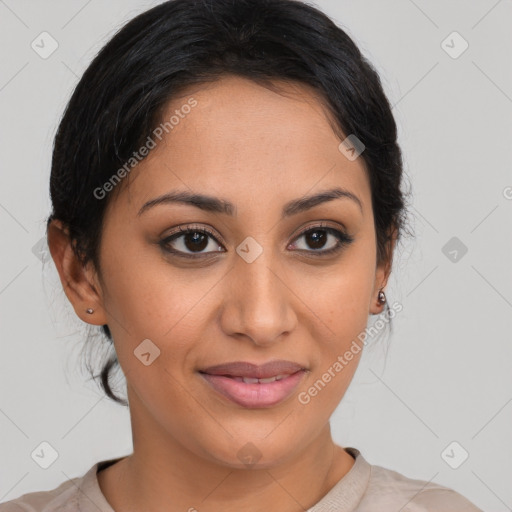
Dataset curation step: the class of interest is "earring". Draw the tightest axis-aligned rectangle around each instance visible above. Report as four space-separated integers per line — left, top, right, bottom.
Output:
86 308 94 314
377 289 386 305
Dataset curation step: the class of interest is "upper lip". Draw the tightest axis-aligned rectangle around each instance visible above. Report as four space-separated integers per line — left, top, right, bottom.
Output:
199 360 306 379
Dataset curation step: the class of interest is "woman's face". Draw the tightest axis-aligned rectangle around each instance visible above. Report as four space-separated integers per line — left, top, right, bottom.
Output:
86 75 390 467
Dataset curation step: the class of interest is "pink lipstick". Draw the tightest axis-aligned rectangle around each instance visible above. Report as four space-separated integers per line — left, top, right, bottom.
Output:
199 360 307 408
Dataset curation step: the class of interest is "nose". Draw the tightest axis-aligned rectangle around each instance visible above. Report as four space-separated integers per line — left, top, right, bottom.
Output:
219 250 298 347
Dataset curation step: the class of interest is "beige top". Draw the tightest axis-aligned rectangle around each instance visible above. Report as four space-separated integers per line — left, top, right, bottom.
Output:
0 447 483 511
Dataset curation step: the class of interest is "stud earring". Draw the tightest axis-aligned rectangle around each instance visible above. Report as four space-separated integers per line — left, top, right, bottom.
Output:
86 308 94 314
377 289 386 305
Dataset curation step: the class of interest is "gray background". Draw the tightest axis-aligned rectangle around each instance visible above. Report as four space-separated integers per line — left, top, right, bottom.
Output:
1 1 511 510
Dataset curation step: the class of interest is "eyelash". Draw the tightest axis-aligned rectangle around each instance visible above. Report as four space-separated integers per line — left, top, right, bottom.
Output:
159 222 355 259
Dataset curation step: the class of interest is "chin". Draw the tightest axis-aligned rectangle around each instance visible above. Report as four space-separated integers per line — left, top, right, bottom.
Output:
196 434 298 470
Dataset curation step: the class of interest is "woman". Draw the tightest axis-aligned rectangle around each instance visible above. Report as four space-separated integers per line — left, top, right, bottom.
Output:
0 0 483 510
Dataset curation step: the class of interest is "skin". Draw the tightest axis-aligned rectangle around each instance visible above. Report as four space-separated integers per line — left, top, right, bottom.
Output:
48 75 395 512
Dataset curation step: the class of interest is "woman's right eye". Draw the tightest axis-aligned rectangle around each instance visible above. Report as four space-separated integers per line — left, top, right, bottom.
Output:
159 226 225 258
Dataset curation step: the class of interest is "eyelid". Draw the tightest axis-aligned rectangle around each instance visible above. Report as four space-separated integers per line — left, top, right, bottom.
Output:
291 220 347 240
164 224 223 244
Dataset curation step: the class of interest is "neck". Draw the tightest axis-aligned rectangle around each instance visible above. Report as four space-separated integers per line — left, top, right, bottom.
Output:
98 391 355 512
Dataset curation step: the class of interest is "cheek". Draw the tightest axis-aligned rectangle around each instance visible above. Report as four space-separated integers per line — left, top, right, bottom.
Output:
314 249 376 333
305 239 375 389
98 229 216 341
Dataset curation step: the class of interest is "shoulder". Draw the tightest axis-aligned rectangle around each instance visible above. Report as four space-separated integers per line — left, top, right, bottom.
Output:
361 462 483 512
0 467 92 512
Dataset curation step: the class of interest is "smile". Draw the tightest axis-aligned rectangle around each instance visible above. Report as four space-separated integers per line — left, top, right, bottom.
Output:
199 370 306 408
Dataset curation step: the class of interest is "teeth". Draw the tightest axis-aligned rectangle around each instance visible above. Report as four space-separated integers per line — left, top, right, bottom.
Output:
258 376 278 384
235 374 289 384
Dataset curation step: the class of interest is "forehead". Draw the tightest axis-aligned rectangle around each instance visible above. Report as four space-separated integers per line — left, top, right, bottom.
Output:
113 75 370 215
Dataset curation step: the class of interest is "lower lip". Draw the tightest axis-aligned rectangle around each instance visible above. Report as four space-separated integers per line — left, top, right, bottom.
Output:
199 370 306 408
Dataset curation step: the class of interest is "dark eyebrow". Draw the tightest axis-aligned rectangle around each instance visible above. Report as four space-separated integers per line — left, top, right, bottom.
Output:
283 187 363 217
137 190 235 217
137 187 363 218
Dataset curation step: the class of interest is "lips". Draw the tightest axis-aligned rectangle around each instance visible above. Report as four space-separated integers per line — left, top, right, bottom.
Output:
198 360 307 408
199 360 306 379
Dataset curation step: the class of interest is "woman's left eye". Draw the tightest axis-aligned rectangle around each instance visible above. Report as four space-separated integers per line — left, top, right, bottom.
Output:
289 225 354 256
159 224 354 258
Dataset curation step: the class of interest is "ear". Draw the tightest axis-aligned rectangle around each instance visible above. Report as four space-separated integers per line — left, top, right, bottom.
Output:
47 219 108 326
369 226 398 315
